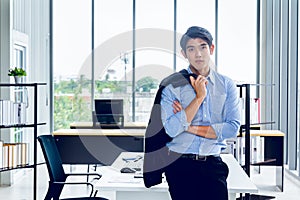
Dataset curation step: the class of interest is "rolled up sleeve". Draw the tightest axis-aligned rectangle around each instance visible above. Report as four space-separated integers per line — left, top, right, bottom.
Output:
161 85 190 138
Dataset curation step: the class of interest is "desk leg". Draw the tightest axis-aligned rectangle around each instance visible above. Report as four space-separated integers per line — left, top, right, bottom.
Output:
116 191 171 200
264 136 284 192
228 193 236 200
276 165 284 191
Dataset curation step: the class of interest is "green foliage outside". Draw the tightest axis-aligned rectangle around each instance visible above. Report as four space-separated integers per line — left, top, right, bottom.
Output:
54 76 158 130
54 75 91 130
135 76 159 92
95 80 126 94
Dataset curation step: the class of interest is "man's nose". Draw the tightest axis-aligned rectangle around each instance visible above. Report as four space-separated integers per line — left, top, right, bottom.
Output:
195 48 202 56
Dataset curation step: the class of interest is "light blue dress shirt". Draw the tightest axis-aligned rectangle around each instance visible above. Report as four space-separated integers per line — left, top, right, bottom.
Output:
161 67 241 155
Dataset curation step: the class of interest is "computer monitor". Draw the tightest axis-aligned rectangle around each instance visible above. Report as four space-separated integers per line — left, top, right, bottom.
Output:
94 99 124 128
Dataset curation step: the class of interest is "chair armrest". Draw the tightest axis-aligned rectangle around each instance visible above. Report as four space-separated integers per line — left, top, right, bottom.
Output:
53 181 95 197
65 172 102 180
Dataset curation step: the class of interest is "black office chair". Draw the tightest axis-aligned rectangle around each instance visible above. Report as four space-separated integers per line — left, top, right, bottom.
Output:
38 135 109 200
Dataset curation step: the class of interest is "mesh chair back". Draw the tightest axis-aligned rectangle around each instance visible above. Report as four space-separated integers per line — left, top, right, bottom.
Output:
38 135 67 182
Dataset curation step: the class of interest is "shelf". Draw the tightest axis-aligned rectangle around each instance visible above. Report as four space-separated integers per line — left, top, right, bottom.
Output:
0 123 46 128
250 158 277 166
236 83 275 87
0 162 45 172
240 121 275 130
236 83 282 199
0 82 46 200
0 83 46 87
0 164 34 172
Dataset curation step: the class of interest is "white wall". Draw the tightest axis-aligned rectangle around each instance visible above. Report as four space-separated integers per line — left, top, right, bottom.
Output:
0 0 51 185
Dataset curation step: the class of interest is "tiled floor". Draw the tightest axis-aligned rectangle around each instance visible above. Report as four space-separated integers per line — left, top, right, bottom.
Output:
248 166 300 200
0 165 114 200
0 164 300 200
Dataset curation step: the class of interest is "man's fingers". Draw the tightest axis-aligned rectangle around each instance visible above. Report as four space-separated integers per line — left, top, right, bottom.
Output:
172 100 183 114
190 76 195 85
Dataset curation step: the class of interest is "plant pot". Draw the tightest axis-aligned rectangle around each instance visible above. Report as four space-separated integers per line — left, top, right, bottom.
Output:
14 76 22 84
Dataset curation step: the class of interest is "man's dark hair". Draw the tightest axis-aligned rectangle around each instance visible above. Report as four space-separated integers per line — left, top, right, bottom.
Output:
180 26 213 52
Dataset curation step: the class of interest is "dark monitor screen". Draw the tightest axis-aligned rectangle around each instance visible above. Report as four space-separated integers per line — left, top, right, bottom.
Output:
94 99 123 116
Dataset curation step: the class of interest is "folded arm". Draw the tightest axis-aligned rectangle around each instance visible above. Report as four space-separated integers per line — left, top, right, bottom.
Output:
173 99 216 139
171 75 217 139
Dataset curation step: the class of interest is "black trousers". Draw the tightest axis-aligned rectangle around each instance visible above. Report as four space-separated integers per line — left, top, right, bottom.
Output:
165 152 229 200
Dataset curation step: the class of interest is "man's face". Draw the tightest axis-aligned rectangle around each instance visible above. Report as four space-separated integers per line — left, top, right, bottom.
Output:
181 38 214 73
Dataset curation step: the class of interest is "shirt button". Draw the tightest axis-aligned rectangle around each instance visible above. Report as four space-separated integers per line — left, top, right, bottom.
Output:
204 114 207 118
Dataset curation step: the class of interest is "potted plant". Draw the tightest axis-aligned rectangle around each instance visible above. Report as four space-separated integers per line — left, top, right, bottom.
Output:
8 67 27 83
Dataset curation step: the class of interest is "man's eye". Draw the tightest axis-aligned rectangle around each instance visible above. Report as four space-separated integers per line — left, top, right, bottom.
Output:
187 48 194 52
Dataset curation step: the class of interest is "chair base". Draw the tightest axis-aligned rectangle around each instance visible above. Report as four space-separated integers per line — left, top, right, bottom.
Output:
236 194 275 200
62 197 109 200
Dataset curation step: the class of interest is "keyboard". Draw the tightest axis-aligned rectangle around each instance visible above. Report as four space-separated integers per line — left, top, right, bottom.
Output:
122 155 143 171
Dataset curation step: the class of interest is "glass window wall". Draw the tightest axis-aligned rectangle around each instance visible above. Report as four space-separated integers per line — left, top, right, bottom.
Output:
53 0 91 130
135 0 174 122
176 0 215 71
53 0 258 129
94 0 133 122
218 0 257 84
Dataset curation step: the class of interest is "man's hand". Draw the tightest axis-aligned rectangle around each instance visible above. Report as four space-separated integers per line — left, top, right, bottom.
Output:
188 125 217 139
190 75 208 101
172 100 183 114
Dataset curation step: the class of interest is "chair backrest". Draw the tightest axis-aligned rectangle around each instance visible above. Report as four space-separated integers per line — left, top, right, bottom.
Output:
38 135 67 182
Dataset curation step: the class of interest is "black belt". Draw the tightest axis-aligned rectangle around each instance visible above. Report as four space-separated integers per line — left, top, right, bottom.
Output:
168 150 219 161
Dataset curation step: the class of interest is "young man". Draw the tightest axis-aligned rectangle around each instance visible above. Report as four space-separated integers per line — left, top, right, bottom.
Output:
161 26 241 200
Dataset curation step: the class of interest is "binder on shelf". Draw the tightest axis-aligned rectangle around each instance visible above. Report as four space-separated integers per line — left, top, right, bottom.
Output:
239 97 261 125
222 138 237 155
0 100 27 126
0 140 3 168
7 143 15 168
2 144 8 168
251 98 260 124
0 101 2 125
19 103 27 124
237 136 265 165
4 144 14 168
12 143 18 167
13 102 18 125
16 143 21 166
10 101 14 126
1 100 10 126
20 143 28 166
1 142 29 168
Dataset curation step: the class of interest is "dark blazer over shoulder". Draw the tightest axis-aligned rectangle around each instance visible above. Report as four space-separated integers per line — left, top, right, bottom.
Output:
143 69 197 188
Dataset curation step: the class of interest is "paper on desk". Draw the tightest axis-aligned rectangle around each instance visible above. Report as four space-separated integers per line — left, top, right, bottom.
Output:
108 176 142 184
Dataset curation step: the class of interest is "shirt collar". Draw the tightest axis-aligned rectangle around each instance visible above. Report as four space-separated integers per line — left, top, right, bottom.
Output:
187 67 215 85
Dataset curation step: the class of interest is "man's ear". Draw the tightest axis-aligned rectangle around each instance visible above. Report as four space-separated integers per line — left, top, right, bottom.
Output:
181 49 187 58
210 44 215 55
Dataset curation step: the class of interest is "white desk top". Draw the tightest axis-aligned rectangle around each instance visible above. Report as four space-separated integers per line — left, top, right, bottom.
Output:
242 129 285 137
95 152 258 194
52 128 145 136
70 121 147 129
222 154 258 194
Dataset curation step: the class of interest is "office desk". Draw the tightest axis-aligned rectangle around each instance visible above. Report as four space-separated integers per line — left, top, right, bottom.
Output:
238 129 284 191
95 152 258 200
70 122 147 129
52 129 145 165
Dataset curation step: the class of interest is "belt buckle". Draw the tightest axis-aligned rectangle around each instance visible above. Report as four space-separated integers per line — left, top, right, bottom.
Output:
196 155 207 161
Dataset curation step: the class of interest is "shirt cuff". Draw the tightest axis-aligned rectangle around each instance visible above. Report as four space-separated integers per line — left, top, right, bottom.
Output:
181 110 190 131
211 123 223 141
